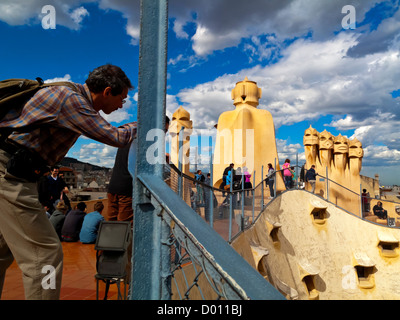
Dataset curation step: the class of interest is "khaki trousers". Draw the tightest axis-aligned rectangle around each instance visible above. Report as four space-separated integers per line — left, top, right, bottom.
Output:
106 193 133 222
0 150 63 300
309 180 316 193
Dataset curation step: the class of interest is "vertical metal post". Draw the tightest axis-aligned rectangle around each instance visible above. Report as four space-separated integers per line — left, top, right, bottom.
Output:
296 152 299 189
131 0 169 300
274 158 277 199
194 146 198 173
252 171 255 222
261 165 264 209
209 153 214 229
209 136 213 175
178 127 184 198
229 170 233 242
326 166 329 202
360 184 363 218
160 216 171 297
241 170 245 231
198 134 201 170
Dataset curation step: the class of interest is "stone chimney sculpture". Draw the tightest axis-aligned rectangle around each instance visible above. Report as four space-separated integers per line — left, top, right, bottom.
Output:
213 77 284 190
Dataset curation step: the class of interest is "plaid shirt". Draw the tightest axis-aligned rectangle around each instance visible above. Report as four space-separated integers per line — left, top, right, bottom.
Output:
0 83 136 165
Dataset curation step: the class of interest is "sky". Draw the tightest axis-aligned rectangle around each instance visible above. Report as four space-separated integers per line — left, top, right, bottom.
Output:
0 0 399 186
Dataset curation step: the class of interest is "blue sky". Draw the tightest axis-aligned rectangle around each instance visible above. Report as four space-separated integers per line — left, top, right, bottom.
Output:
0 0 399 185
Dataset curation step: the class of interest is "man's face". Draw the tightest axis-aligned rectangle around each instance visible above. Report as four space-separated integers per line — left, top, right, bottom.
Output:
51 169 59 177
98 87 129 115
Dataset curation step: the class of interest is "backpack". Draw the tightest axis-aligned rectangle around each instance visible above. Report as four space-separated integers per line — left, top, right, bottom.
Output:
0 77 77 138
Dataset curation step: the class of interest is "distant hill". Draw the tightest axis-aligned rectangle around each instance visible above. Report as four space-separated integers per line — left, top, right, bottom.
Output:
60 157 110 172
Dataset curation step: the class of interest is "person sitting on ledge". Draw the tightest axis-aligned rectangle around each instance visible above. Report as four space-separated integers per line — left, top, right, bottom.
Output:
373 201 388 220
79 201 105 244
61 202 87 242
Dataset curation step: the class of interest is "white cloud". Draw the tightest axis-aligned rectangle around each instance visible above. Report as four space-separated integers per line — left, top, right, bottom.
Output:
168 0 387 56
173 19 189 40
72 142 117 168
191 24 243 57
244 35 282 63
70 6 89 26
126 23 140 45
168 29 400 179
276 139 304 163
0 1 392 58
168 54 185 66
330 112 395 131
168 54 203 73
166 94 180 117
0 1 37 25
347 8 400 57
363 145 400 167
0 0 92 29
174 32 400 130
366 145 400 159
44 74 72 83
100 109 131 124
328 112 400 151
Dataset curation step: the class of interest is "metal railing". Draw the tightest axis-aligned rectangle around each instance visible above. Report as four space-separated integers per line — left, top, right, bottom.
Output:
136 173 284 300
165 163 274 242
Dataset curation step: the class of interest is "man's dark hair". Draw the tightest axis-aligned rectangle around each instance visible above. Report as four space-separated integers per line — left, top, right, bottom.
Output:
85 64 134 95
77 202 87 211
